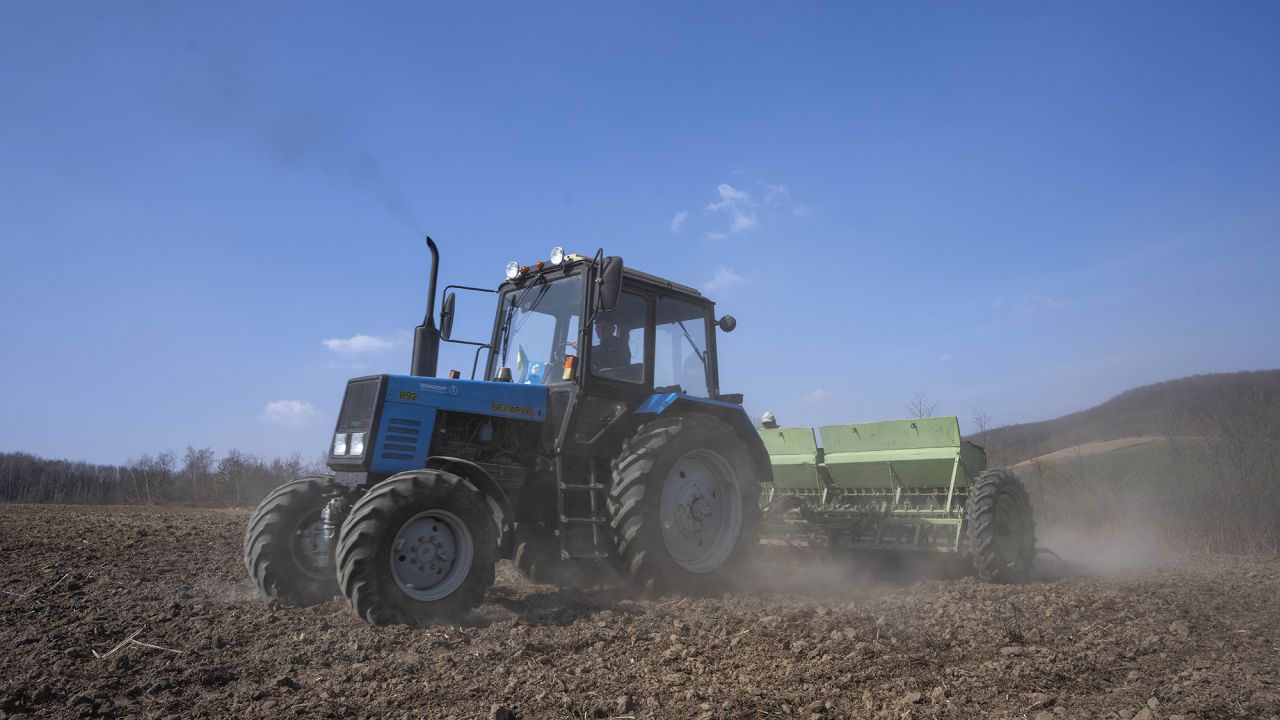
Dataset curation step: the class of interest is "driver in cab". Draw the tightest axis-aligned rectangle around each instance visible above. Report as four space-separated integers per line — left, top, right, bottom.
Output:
591 318 631 371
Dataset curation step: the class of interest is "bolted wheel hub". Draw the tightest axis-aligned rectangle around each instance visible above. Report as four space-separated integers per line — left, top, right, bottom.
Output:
390 510 473 602
659 449 743 574
672 482 716 538
292 513 332 579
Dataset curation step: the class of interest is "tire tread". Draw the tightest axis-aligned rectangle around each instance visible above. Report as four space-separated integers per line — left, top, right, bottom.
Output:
242 476 341 606
965 468 1035 582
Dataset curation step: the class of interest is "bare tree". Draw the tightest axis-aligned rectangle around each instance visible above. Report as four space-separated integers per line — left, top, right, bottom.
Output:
971 409 992 436
0 446 325 508
906 391 941 419
970 408 1003 466
182 446 216 502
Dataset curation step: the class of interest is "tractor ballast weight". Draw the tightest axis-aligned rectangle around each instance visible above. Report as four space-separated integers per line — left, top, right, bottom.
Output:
759 416 1035 580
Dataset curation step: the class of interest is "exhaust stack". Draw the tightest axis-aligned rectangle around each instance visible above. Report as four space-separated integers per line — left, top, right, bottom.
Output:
409 236 441 377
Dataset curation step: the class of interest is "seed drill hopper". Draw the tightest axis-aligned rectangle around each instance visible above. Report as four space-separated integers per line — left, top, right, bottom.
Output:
759 416 1035 581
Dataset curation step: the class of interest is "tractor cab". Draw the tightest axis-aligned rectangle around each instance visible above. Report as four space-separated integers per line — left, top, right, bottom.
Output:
457 249 742 461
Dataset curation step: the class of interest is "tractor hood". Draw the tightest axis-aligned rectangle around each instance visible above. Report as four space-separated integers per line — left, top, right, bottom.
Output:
327 374 549 476
383 375 549 421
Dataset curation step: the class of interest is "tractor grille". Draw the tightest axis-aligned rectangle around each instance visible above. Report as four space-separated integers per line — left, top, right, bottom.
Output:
337 377 382 433
380 417 422 461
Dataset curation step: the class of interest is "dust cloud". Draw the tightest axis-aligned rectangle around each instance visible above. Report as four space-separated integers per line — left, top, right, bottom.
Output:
1032 525 1164 579
736 544 970 598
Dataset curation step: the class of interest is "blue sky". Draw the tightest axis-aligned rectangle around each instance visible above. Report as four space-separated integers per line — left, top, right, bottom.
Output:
2 2 1278 465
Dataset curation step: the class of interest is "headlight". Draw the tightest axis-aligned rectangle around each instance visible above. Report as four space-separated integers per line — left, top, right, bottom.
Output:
349 432 365 456
505 261 520 280
332 432 349 456
549 246 565 265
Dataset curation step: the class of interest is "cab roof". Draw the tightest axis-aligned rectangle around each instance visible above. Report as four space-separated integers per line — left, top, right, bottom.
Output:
500 254 709 304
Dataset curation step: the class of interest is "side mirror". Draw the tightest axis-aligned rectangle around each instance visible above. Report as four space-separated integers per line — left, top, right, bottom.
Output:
598 256 624 312
440 292 456 340
717 315 737 332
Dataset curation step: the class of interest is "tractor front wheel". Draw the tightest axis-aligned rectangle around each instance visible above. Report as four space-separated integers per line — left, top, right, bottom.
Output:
965 468 1036 582
243 475 345 606
335 470 497 626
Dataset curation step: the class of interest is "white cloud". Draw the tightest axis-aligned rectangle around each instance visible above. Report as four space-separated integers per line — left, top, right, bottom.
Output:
670 211 688 233
261 400 318 426
701 178 810 234
702 267 748 296
323 333 402 354
707 183 750 210
938 354 952 366
706 183 758 235
706 231 728 241
803 388 834 402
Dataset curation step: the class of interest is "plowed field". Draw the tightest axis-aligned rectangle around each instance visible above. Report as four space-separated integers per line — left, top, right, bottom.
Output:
1 504 1277 719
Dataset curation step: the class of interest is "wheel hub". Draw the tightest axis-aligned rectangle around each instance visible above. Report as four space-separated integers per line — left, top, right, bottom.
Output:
658 449 743 574
390 510 473 601
292 514 332 579
673 483 716 538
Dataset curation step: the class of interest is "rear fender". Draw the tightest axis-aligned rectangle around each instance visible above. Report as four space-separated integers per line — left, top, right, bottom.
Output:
632 394 774 485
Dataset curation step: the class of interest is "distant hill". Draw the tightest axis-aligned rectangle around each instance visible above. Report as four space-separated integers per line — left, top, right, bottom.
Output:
973 369 1280 465
974 369 1280 553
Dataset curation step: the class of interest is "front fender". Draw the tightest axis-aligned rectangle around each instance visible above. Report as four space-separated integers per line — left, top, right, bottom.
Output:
424 457 514 558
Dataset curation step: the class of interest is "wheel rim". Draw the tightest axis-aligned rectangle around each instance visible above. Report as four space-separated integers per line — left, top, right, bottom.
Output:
291 510 332 580
390 510 473 601
659 449 743 573
993 488 1030 567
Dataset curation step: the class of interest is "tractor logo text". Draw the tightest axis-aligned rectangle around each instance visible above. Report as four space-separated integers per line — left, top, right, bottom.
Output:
491 403 534 417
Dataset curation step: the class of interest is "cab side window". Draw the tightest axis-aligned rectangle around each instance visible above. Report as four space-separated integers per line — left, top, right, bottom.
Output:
589 292 646 383
653 297 710 397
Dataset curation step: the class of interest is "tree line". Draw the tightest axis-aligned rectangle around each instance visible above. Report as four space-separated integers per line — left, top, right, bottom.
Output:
0 447 327 507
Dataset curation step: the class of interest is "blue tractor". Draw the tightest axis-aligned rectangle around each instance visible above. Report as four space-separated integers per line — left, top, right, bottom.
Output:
244 239 770 625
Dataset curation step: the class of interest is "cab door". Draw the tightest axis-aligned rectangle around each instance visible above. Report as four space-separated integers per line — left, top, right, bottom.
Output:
562 289 652 454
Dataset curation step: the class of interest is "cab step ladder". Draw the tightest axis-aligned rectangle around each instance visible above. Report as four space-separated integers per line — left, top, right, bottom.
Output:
555 456 609 561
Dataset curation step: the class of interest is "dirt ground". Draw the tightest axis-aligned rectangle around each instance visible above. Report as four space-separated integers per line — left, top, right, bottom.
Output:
1 504 1277 719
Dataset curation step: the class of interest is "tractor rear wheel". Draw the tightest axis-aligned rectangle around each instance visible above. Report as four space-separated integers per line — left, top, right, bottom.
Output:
335 470 498 626
965 468 1035 582
243 475 344 606
512 523 610 589
608 413 762 593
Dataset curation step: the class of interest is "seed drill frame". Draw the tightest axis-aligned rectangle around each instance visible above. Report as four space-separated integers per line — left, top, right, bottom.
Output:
759 416 987 553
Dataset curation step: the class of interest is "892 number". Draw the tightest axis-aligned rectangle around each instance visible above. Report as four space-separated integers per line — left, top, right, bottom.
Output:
398 390 418 401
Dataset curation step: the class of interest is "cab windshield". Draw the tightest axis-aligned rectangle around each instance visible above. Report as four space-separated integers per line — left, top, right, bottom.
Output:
494 274 582 384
